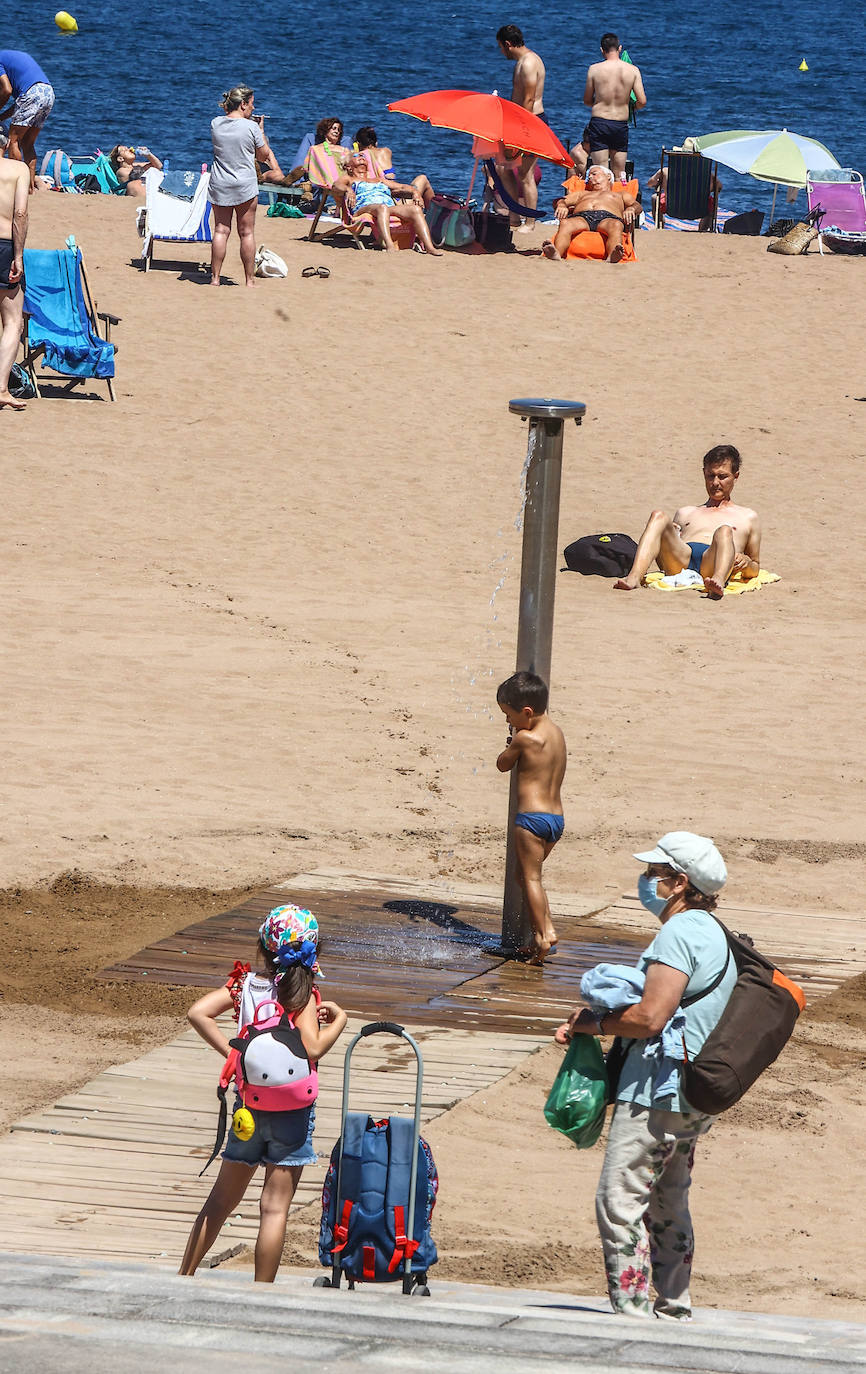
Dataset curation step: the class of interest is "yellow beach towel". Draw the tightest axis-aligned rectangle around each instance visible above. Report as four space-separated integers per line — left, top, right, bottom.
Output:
644 569 780 596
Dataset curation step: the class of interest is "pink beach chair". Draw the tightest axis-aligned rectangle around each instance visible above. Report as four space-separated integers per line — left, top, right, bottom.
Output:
806 169 866 255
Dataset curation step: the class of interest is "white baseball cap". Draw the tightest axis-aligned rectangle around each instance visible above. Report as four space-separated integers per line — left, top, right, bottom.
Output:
633 831 727 895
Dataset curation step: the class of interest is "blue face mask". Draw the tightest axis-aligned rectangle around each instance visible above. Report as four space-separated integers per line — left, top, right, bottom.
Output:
637 873 669 917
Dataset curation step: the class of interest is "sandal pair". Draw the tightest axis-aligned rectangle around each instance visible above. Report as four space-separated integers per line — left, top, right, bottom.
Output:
302 265 330 278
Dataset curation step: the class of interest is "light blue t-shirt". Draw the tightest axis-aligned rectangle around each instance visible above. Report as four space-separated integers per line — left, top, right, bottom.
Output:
0 50 49 99
616 908 737 1114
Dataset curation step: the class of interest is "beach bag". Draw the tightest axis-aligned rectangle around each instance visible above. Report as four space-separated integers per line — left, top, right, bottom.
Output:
544 1036 607 1148
679 920 806 1115
472 207 513 252
723 209 764 236
255 245 289 277
199 998 318 1173
767 222 818 255
40 148 78 191
8 363 36 400
426 194 475 249
563 533 638 577
319 1114 438 1281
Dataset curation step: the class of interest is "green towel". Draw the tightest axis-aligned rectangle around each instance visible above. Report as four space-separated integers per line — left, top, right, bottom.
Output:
622 49 638 127
267 200 304 218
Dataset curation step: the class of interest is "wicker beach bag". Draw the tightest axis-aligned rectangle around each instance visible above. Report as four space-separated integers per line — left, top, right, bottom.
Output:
767 222 818 255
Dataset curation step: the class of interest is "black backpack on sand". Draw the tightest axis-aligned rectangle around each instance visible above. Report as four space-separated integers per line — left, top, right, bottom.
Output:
563 533 637 577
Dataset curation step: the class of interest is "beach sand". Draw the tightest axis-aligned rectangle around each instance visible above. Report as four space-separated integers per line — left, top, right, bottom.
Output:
3 191 865 1315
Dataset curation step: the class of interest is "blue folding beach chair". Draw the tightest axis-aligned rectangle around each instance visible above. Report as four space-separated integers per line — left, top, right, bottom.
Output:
22 241 119 401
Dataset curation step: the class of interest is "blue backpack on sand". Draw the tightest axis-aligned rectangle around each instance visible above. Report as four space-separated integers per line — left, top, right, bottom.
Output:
40 149 79 192
318 1113 438 1288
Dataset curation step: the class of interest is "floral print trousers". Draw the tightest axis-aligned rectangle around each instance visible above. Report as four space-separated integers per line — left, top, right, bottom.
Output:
595 1099 714 1319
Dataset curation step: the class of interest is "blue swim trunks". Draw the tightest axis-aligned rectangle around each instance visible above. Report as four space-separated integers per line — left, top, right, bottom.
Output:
687 541 710 573
515 812 565 844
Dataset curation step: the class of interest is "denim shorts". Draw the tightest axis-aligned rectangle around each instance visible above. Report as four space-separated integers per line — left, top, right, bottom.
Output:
223 1100 316 1168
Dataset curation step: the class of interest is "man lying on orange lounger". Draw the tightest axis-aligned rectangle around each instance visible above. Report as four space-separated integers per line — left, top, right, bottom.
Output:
543 165 638 262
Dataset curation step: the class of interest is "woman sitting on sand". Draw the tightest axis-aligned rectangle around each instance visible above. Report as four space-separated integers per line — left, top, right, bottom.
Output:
108 144 162 198
353 126 435 209
333 151 443 254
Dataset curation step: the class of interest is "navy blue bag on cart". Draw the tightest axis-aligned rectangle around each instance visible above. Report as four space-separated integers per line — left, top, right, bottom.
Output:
319 1113 438 1283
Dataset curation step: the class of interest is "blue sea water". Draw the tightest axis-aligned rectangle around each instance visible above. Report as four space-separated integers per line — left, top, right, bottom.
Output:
3 1 864 217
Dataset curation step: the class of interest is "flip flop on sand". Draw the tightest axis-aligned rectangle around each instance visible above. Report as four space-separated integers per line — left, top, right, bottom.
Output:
302 266 331 278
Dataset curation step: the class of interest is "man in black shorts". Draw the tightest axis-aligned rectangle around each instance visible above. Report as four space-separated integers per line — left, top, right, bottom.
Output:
542 165 637 262
583 33 646 179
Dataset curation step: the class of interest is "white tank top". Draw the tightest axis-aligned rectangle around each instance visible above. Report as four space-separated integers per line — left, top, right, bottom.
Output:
237 972 280 1030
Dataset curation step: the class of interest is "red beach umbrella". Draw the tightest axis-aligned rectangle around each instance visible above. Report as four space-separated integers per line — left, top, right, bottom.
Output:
388 89 574 167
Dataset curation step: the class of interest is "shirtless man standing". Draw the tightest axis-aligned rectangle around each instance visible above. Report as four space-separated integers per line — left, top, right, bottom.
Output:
496 24 546 231
614 445 761 599
543 164 637 261
0 139 29 411
584 33 646 179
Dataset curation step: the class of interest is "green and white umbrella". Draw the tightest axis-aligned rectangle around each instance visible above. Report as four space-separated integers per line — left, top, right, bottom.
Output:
693 128 840 216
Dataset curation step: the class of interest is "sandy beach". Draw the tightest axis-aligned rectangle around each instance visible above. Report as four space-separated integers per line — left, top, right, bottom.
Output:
3 189 866 1317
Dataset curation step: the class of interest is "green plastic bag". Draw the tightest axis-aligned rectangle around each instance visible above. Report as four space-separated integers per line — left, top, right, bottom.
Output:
544 1036 608 1148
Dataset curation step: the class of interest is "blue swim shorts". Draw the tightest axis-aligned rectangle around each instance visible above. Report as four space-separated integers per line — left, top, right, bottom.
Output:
515 812 565 844
223 1100 316 1169
687 541 710 573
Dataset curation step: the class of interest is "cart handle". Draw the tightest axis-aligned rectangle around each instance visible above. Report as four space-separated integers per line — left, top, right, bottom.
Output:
359 1020 405 1038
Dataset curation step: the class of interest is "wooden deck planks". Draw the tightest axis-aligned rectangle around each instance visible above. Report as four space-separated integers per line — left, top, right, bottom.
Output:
1 1013 547 1263
5 870 863 1266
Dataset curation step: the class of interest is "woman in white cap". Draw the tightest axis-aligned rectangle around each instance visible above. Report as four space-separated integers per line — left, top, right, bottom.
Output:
555 831 736 1321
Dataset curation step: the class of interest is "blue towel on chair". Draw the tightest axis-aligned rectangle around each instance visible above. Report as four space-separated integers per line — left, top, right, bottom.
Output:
22 247 114 379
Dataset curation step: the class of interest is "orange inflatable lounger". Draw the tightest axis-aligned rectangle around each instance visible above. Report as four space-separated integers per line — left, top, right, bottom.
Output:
559 177 639 262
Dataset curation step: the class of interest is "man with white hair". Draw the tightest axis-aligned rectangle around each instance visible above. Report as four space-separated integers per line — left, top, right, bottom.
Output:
0 129 29 410
556 831 736 1320
542 164 637 261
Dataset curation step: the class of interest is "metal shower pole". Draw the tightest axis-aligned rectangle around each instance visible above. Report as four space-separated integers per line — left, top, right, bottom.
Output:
499 397 586 954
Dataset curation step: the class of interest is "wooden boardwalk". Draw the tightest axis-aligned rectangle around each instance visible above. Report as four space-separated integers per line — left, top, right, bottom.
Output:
0 1016 546 1263
4 869 864 1266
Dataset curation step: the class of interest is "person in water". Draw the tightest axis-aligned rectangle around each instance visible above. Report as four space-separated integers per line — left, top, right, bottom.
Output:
495 671 567 965
332 152 443 254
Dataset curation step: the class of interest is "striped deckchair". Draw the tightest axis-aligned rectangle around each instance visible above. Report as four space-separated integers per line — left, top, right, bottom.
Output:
141 167 212 271
655 150 718 231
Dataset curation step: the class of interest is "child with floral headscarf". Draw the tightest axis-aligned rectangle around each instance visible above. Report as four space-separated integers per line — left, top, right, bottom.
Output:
180 902 346 1282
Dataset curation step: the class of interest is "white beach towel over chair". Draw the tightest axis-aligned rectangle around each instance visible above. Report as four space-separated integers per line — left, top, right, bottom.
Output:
141 166 212 271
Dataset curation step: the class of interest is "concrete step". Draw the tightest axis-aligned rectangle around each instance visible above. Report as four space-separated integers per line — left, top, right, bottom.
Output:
0 1253 864 1373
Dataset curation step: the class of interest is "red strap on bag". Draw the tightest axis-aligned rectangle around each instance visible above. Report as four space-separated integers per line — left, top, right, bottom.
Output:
387 1205 420 1272
331 1198 353 1254
363 1245 376 1281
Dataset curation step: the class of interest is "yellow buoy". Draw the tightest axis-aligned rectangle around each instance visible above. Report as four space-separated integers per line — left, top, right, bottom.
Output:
799 57 809 71
55 11 78 32
232 1106 256 1141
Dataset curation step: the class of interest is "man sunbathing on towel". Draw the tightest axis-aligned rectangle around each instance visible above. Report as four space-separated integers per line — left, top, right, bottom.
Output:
543 165 637 261
613 444 761 599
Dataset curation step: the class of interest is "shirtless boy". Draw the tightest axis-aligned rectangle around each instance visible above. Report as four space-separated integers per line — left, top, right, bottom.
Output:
496 671 567 964
496 24 546 230
583 33 646 179
0 142 29 411
613 444 761 598
543 164 637 261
